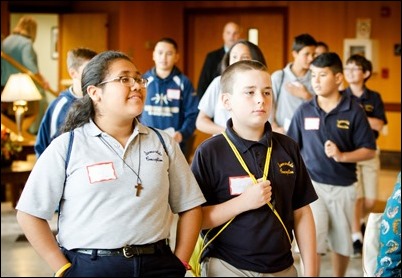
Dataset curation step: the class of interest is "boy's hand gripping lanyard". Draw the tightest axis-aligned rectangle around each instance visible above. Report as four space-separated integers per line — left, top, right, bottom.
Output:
221 131 291 244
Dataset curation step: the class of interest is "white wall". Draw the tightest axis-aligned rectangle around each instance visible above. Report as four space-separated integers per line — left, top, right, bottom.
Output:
11 13 59 103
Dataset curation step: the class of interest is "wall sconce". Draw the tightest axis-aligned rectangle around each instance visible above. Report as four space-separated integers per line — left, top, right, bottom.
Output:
1 73 42 142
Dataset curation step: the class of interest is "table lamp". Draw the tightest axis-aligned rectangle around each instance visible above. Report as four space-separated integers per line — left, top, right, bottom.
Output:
1 73 42 142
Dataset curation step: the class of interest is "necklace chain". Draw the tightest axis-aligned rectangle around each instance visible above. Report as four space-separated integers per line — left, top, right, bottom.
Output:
98 134 143 196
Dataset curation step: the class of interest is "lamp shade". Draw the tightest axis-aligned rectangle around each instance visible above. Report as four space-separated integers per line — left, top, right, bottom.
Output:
1 73 42 102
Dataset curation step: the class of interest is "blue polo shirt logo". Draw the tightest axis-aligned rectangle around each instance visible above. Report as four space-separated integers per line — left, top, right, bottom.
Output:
337 120 350 129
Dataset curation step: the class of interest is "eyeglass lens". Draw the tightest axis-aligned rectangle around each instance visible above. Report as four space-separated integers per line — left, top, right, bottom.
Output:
120 77 147 87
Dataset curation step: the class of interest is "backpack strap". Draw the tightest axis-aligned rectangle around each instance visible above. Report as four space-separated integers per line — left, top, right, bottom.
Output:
57 131 74 233
148 126 168 155
65 131 74 171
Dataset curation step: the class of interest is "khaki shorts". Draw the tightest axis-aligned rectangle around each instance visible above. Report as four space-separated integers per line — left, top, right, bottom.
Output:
356 149 380 199
310 180 356 256
201 257 298 277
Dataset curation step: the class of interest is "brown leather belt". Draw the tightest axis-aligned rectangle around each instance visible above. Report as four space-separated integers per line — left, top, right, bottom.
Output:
73 239 169 258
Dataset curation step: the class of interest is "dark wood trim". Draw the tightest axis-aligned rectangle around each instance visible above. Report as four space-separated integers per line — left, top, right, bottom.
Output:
1 160 35 208
8 1 73 13
183 6 289 73
384 102 401 112
380 150 401 170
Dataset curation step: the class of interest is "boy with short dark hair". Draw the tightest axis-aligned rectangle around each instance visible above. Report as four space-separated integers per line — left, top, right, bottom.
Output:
271 33 317 134
287 52 377 276
343 54 388 257
315 41 329 57
191 60 318 276
140 37 199 158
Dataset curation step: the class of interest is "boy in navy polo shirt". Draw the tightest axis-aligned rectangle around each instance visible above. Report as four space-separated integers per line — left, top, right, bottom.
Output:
191 60 318 276
343 54 388 257
287 52 376 277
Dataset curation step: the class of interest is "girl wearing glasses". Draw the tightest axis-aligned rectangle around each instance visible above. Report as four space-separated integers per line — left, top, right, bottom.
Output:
16 50 205 277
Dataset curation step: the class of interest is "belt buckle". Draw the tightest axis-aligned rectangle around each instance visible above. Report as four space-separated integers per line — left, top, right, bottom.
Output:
123 245 135 258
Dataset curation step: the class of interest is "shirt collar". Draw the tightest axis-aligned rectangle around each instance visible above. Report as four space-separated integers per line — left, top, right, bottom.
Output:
85 118 146 138
311 92 352 113
224 119 272 153
344 86 369 100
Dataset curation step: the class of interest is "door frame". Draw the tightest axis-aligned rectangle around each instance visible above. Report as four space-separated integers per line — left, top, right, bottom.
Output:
183 6 289 77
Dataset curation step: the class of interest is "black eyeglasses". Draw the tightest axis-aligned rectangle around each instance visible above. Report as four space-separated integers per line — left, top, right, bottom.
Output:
98 76 148 87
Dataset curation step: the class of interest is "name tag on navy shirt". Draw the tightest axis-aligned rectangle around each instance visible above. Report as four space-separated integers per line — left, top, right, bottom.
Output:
304 117 320 130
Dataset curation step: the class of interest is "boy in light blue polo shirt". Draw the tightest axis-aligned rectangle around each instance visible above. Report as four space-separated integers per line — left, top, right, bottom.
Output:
270 33 317 134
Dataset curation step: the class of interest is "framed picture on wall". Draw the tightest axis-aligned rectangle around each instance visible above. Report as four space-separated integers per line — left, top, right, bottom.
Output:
343 38 379 72
51 26 59 60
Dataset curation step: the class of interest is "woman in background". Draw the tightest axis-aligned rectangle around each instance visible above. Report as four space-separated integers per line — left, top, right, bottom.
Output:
1 15 49 134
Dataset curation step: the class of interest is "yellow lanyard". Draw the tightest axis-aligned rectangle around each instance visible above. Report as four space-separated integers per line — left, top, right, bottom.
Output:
222 131 291 244
222 131 271 183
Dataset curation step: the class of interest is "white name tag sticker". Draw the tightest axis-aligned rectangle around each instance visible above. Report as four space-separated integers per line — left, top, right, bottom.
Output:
87 162 117 184
229 176 253 195
167 89 181 100
304 117 320 130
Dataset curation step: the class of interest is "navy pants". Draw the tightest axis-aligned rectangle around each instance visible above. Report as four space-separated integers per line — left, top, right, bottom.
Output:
61 244 186 277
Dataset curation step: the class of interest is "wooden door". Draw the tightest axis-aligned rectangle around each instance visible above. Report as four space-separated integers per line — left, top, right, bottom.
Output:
184 8 288 159
185 8 288 90
58 13 108 90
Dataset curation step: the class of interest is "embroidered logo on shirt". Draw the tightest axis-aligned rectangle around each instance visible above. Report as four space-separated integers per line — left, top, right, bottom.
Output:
364 104 374 113
337 120 350 129
277 161 294 175
144 150 163 162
